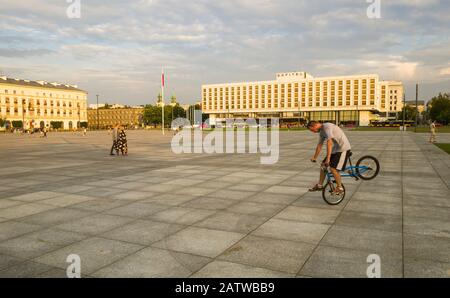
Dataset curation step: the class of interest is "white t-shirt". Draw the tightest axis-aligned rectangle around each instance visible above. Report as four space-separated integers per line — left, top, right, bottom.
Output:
319 123 352 153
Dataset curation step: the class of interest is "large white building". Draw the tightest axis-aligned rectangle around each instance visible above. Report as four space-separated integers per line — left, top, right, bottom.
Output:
0 76 88 129
202 72 403 126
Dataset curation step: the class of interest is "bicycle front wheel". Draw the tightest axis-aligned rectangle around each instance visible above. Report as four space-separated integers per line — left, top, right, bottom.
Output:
322 181 346 205
356 156 380 180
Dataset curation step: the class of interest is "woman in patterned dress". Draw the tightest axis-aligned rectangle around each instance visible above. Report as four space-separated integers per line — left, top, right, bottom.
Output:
115 126 128 155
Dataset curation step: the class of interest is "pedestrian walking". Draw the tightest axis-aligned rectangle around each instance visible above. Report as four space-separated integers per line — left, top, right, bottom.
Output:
429 121 437 143
110 124 119 155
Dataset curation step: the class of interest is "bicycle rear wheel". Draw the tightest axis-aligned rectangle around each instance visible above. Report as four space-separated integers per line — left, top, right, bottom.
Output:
356 156 380 180
322 181 345 205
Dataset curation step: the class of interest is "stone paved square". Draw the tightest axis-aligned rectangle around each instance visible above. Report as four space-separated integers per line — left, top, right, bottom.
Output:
0 130 449 277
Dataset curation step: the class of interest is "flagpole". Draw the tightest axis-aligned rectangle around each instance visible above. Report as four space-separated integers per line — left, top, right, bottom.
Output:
162 67 165 135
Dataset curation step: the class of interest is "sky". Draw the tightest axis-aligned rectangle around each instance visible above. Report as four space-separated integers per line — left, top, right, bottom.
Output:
0 0 449 105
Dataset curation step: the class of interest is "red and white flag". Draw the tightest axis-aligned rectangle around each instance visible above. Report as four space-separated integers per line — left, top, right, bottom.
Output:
161 69 165 88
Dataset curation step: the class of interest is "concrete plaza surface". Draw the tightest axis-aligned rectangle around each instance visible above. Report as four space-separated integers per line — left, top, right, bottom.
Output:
0 129 449 278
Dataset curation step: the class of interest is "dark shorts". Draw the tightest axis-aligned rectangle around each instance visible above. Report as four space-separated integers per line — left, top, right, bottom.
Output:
323 150 351 171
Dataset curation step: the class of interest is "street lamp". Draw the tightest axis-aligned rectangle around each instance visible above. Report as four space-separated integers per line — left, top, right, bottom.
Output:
356 99 359 127
78 105 81 130
22 99 27 131
96 94 99 130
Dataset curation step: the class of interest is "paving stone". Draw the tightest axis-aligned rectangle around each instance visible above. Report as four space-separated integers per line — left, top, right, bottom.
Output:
0 261 57 278
6 191 64 202
274 206 340 224
0 254 24 271
101 220 185 245
263 186 309 196
55 214 134 235
404 234 450 263
192 261 292 278
33 237 143 274
207 189 256 200
104 202 170 218
19 208 93 226
300 245 403 278
39 194 96 207
92 247 210 278
1 130 449 277
194 211 268 234
152 227 245 258
226 201 285 217
335 211 402 233
218 235 315 274
252 218 330 244
345 200 402 216
181 197 237 210
0 203 58 220
404 258 450 278
0 221 42 242
321 225 403 256
148 207 216 225
140 193 197 206
245 192 299 205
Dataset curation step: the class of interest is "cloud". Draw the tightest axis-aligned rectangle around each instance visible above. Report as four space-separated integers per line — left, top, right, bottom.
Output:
0 48 54 58
0 0 448 104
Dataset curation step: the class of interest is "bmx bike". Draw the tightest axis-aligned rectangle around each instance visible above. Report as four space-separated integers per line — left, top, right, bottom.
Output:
315 151 380 205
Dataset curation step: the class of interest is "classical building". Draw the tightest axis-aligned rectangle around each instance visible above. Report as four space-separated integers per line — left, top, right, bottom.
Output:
0 76 88 129
202 72 404 126
406 100 426 113
87 107 144 129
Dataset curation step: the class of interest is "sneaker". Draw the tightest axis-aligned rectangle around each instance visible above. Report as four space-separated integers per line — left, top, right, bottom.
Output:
308 184 324 192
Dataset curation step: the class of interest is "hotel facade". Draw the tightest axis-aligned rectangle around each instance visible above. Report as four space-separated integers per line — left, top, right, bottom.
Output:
0 76 88 130
202 72 403 126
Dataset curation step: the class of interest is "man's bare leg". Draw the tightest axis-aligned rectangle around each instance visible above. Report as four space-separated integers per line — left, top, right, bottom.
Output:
319 168 326 185
330 167 342 188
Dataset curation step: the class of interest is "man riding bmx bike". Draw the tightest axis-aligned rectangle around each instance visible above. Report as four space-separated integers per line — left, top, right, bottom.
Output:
307 121 352 195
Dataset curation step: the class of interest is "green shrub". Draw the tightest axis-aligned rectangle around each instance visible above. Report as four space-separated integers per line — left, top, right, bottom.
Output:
50 121 63 129
80 122 88 128
12 120 23 128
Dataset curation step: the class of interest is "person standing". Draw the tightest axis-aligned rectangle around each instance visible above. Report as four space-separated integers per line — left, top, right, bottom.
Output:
116 126 128 156
110 124 119 155
429 121 437 143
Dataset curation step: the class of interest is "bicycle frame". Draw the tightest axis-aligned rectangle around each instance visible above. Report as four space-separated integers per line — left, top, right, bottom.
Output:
325 156 371 180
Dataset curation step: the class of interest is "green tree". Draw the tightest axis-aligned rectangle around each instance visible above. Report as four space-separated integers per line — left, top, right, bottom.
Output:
429 93 450 125
144 103 188 128
12 120 23 128
172 104 186 119
401 105 418 121
50 121 63 129
143 104 162 127
0 118 5 127
80 122 88 128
